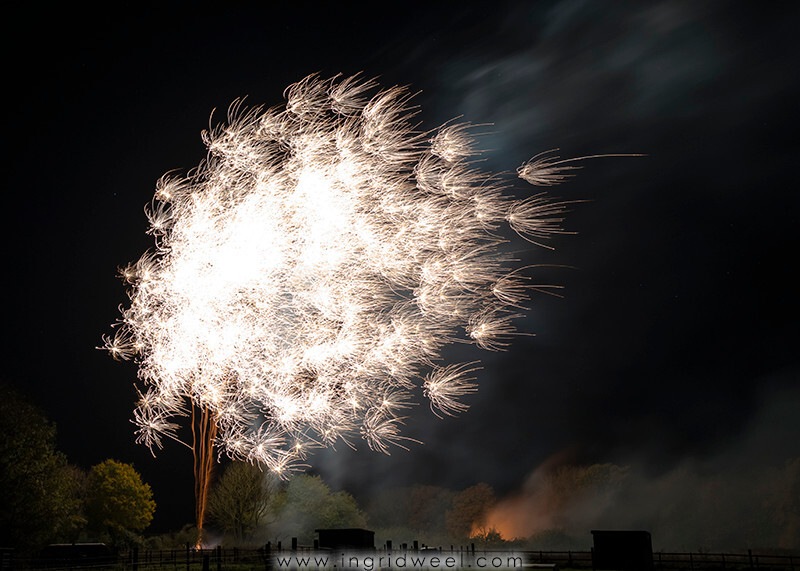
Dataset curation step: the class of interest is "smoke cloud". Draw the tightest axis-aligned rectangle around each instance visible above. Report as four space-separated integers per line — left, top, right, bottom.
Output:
484 383 800 551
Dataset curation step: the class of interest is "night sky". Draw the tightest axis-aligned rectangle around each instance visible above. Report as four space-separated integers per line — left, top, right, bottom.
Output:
5 2 799 534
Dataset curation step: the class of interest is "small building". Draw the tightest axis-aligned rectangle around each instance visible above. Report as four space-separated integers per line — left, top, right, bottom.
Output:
591 530 654 571
315 528 375 550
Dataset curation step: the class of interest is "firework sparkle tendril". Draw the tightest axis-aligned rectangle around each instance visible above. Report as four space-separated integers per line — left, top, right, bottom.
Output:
104 73 592 475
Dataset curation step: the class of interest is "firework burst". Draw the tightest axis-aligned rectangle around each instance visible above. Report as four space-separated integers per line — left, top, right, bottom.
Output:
104 73 583 474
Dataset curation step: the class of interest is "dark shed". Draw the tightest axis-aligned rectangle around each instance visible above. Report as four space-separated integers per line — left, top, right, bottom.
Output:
591 530 654 571
315 529 375 550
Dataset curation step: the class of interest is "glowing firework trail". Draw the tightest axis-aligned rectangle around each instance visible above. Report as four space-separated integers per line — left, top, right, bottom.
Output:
191 403 216 539
103 73 628 533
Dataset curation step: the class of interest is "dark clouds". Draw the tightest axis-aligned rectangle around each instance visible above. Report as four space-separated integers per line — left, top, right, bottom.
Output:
3 2 798 536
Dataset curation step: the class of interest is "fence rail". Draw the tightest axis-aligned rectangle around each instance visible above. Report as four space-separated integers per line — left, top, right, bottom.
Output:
3 546 798 570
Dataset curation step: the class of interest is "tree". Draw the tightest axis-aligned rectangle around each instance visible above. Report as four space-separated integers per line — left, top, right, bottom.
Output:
472 527 507 548
365 486 413 529
207 461 276 543
53 464 90 542
407 485 455 534
0 384 83 550
271 474 366 543
86 459 155 537
446 483 496 538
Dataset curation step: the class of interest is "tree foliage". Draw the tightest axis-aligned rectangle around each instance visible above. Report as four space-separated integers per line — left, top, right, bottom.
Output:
145 524 202 550
0 384 83 550
446 482 496 538
366 482 500 545
472 527 507 548
271 474 366 543
86 459 155 535
408 485 455 533
207 461 275 542
55 464 91 542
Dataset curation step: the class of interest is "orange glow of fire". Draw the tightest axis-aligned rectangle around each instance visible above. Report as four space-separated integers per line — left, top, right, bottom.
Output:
470 494 558 540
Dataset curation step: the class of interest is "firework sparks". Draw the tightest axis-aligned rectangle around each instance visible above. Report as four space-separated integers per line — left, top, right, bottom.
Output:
104 73 581 474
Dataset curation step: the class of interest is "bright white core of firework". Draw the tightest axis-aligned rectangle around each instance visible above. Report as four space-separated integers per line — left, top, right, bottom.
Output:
104 74 574 473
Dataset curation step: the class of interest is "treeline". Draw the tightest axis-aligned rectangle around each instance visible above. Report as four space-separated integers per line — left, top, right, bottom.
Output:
8 382 796 554
0 384 155 552
0 384 502 553
201 463 365 546
199 463 501 549
365 482 500 548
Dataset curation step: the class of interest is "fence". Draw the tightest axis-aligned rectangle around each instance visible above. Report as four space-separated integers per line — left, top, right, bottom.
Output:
5 545 798 570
